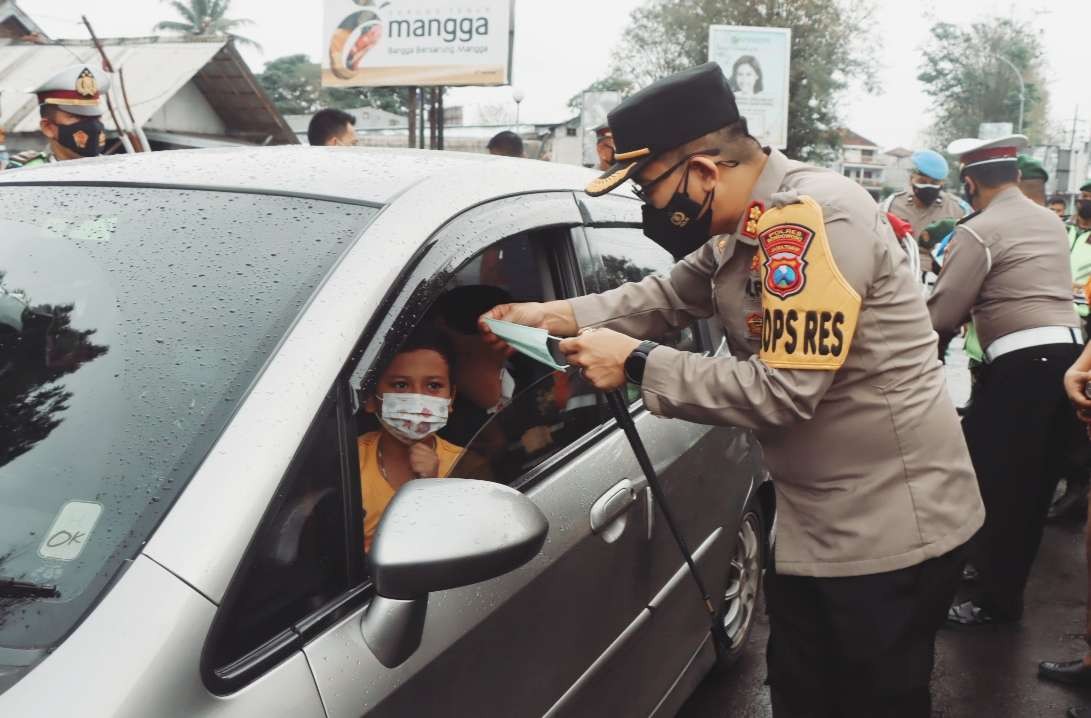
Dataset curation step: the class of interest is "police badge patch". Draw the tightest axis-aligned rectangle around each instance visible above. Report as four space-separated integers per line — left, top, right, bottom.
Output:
759 223 815 300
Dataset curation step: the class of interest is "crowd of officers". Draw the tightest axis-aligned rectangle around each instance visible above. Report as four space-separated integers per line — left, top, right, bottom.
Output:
11 61 1091 717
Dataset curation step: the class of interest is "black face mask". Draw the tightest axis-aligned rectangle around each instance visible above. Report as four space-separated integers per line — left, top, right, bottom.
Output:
1077 199 1091 221
56 117 105 158
912 182 942 206
641 169 714 260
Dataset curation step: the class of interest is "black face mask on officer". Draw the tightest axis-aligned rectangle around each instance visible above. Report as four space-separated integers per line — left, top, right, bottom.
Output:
1077 199 1091 221
912 181 942 206
641 164 715 261
55 117 105 158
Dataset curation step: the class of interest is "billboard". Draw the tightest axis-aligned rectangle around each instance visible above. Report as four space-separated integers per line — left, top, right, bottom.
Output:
580 91 622 167
708 25 792 149
322 0 513 88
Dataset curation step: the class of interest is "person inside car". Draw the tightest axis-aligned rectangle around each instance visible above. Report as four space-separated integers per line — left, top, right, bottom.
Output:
359 327 462 552
430 285 592 478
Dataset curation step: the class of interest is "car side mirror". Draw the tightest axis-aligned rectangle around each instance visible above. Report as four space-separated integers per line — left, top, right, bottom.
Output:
360 479 548 668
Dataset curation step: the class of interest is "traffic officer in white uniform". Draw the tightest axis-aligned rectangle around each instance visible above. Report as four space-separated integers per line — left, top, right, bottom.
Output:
929 134 1084 627
483 63 983 717
5 64 110 169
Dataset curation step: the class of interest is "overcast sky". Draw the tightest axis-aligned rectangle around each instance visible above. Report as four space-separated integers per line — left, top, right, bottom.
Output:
20 0 1089 151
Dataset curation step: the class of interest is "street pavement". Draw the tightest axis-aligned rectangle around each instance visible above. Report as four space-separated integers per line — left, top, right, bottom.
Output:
678 341 1091 717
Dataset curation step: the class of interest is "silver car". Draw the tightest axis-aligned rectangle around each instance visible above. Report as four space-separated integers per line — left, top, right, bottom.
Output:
0 147 772 717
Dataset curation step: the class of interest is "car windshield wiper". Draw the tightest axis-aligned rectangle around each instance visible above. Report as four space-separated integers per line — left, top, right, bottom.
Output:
0 578 59 599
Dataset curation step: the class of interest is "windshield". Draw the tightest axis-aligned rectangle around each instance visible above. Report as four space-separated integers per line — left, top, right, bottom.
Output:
0 186 377 657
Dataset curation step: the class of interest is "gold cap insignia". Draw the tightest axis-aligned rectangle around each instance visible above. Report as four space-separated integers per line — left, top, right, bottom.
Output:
75 68 98 98
585 161 636 196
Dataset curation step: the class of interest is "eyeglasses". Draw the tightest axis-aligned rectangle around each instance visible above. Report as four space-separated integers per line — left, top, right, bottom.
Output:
630 149 739 202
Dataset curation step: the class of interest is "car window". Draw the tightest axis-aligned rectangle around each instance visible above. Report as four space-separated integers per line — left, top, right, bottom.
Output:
0 187 376 655
449 367 602 485
582 227 699 354
349 229 604 529
207 388 356 672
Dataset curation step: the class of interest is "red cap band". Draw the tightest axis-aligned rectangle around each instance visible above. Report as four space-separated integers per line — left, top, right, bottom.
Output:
961 146 1017 166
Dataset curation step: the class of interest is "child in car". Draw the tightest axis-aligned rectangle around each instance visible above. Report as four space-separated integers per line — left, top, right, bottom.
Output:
359 327 462 552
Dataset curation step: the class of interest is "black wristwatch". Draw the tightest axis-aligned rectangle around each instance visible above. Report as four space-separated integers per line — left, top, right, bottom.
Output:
624 341 660 385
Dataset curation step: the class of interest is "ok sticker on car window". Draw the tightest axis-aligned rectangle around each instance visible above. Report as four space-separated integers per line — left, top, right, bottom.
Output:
38 500 103 562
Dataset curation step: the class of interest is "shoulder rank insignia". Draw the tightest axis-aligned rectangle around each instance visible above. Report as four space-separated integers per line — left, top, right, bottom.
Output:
741 200 765 239
755 196 862 371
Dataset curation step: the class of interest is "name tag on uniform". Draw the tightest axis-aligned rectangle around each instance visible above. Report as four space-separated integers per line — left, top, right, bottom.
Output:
756 196 861 370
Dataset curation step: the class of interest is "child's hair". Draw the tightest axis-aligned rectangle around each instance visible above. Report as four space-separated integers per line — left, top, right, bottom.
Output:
392 323 457 376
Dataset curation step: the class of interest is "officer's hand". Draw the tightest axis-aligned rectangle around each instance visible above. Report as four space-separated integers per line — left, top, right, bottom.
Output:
479 301 578 349
1064 366 1091 414
408 441 440 478
559 328 640 391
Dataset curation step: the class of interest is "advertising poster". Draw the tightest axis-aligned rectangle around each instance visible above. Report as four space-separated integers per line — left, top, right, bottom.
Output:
708 25 792 149
580 91 622 167
322 0 513 87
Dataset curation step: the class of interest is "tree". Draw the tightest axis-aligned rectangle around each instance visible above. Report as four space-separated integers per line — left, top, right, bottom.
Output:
588 0 877 162
566 74 637 114
0 275 109 469
257 54 410 117
154 0 260 49
917 18 1049 147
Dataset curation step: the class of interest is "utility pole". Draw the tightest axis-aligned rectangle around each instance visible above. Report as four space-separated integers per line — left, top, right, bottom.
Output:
995 54 1025 134
1070 106 1081 150
407 86 417 148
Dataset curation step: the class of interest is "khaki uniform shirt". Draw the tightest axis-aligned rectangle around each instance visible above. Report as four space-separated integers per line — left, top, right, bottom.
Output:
929 186 1079 350
569 148 983 578
883 190 970 270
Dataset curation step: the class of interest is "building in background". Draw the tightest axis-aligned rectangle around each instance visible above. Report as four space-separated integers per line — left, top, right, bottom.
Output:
880 146 915 195
0 0 45 43
1031 143 1090 205
285 106 407 143
831 128 884 199
0 35 296 153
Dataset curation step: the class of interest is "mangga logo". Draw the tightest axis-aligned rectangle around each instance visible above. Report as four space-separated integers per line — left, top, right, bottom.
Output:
670 211 690 228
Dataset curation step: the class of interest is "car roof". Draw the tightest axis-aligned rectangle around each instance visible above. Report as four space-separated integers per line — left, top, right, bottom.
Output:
0 146 601 206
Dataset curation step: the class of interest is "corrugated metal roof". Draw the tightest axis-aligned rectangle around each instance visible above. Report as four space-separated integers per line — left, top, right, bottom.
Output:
0 36 295 144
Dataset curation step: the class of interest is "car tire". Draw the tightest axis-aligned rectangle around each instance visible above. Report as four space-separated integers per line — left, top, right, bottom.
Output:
712 499 766 671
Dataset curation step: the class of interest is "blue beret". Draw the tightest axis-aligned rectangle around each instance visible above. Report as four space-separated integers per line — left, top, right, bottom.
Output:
911 150 949 181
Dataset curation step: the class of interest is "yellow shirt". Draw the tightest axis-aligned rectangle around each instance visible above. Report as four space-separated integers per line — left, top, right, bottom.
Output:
359 431 462 552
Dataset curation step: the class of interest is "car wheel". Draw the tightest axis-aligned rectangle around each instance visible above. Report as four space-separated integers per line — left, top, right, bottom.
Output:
714 501 765 669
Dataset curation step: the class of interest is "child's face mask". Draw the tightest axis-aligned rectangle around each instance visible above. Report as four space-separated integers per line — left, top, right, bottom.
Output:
378 392 450 444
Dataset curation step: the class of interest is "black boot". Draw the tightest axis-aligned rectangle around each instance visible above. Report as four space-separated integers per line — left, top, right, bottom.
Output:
1039 659 1091 686
1048 479 1089 523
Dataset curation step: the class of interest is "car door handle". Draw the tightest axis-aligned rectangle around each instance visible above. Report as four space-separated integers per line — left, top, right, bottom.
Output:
590 478 637 533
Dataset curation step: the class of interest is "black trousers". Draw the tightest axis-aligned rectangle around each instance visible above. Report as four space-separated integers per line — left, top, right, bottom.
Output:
765 547 965 718
962 342 1083 619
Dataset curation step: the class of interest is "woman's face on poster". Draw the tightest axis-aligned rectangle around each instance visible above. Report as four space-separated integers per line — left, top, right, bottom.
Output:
734 62 758 94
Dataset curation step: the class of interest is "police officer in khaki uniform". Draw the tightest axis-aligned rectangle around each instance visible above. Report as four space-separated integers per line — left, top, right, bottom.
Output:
5 64 110 169
929 134 1083 627
882 149 971 277
482 63 983 717
593 124 615 171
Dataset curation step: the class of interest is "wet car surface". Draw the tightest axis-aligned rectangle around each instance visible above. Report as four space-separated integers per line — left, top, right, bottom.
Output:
0 147 773 716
